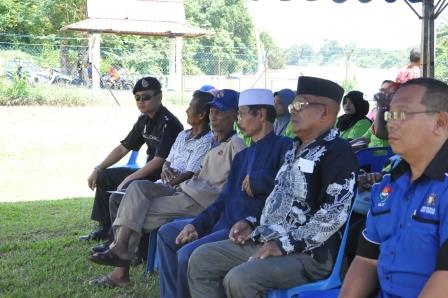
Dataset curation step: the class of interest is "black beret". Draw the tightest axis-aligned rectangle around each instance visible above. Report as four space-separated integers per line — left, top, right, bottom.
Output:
132 76 162 95
297 76 344 104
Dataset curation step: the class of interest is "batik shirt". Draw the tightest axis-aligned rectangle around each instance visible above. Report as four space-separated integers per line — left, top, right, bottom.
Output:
249 128 358 257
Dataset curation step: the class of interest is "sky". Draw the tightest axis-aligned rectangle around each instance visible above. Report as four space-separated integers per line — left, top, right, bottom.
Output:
247 0 448 50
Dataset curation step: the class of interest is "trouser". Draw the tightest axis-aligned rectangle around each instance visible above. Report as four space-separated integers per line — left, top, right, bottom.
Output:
91 167 157 231
157 219 229 298
111 180 204 259
188 239 334 298
346 212 366 266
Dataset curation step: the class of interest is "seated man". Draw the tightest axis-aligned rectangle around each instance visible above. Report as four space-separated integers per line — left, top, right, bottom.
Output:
340 78 448 297
83 77 183 241
157 88 293 298
88 89 245 287
188 76 358 298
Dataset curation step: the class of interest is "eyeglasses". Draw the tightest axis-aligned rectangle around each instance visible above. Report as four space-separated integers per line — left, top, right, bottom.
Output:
135 91 161 102
288 97 326 113
384 110 440 121
374 92 395 102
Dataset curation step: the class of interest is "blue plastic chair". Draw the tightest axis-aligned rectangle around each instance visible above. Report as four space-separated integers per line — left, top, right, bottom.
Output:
126 150 140 169
146 227 160 273
267 208 353 298
356 146 394 172
146 217 194 273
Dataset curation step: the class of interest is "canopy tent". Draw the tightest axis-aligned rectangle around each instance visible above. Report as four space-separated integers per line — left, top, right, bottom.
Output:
258 0 447 78
62 0 210 90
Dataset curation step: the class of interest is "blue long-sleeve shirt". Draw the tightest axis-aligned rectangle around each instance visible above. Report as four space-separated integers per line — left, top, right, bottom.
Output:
191 131 293 237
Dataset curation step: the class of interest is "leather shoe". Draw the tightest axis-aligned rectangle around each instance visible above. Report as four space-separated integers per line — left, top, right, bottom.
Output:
79 228 108 242
91 240 112 254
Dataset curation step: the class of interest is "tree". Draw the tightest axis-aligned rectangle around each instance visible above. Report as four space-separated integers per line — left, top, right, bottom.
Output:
184 0 258 75
284 44 315 66
259 31 285 69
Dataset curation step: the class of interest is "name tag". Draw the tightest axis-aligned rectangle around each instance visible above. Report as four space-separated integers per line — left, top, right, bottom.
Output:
298 158 314 173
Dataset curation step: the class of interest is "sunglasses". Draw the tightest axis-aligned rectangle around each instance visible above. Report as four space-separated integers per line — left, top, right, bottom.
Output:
135 91 161 102
288 97 326 113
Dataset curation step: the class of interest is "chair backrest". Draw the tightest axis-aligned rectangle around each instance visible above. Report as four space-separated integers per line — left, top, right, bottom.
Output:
356 146 394 172
325 207 353 286
126 150 140 169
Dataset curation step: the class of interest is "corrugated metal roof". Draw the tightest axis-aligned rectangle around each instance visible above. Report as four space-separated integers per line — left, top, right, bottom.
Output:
61 18 211 37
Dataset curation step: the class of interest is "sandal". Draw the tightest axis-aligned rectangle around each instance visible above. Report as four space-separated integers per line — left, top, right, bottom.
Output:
90 249 131 267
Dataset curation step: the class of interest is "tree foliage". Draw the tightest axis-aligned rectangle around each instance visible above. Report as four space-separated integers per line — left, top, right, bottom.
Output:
259 31 285 69
0 0 259 76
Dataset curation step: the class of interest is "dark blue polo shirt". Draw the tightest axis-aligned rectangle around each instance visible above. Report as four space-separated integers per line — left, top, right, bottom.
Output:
358 140 448 298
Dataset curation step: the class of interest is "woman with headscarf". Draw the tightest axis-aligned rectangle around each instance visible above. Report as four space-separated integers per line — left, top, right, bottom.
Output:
336 90 371 140
273 88 296 138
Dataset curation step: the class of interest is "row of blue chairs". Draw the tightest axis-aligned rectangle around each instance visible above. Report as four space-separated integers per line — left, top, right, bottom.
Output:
139 146 393 297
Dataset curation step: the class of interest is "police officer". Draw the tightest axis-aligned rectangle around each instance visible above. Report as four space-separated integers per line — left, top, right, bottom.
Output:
81 76 183 242
341 78 448 297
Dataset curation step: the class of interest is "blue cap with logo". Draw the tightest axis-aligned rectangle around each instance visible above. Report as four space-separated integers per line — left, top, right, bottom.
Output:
208 89 239 111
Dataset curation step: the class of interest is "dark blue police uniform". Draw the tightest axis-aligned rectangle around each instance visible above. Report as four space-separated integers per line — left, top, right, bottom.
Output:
358 140 448 298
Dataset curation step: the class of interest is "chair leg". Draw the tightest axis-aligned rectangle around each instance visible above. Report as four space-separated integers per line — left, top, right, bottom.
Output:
146 228 159 273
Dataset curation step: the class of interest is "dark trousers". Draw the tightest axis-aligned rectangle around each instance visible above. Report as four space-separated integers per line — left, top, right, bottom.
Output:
157 219 229 298
346 212 366 266
90 167 138 230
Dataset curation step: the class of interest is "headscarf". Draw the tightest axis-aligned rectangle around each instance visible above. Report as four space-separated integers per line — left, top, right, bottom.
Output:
336 90 371 132
273 88 295 135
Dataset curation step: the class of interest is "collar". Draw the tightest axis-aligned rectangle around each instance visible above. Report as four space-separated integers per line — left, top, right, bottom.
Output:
187 127 211 140
391 139 448 181
211 130 236 148
251 130 276 147
147 105 165 123
296 128 339 148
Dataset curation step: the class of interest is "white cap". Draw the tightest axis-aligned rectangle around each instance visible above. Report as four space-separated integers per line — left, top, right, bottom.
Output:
238 88 274 107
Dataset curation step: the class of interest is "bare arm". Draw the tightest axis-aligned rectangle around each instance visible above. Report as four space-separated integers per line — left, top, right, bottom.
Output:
373 96 389 139
98 144 130 169
339 256 378 298
87 144 130 189
419 271 448 298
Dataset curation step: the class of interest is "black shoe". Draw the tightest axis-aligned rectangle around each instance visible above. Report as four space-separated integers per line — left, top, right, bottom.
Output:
91 240 112 254
79 228 108 242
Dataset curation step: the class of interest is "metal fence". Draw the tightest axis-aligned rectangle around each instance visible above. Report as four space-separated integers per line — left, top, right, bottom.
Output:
0 34 423 106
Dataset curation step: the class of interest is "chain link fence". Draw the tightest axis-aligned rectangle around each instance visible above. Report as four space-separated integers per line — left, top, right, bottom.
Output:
0 34 426 106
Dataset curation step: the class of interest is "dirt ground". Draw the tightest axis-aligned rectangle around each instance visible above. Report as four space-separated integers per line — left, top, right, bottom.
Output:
0 103 187 202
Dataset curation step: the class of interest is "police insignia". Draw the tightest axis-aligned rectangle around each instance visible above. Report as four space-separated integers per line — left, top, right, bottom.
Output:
141 79 149 88
380 185 391 202
217 91 224 98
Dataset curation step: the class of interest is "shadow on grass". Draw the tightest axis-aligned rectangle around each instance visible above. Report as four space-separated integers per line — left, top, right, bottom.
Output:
0 198 160 297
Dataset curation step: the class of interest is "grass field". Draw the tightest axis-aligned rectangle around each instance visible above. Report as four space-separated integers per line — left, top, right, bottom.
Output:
0 97 187 203
0 198 160 297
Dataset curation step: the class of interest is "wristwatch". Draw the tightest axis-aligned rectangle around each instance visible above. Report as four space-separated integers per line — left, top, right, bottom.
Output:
94 165 103 173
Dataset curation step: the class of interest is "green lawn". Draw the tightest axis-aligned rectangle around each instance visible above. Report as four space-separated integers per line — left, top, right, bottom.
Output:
0 198 160 297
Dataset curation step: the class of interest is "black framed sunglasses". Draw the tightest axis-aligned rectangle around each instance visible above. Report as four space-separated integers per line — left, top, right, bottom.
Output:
135 91 161 102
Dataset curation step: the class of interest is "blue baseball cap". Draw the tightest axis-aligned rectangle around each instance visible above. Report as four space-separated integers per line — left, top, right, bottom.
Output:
208 89 239 111
199 84 216 92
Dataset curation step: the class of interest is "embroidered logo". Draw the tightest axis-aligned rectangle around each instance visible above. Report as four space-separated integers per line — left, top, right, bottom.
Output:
216 91 225 98
379 185 391 204
141 79 149 88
